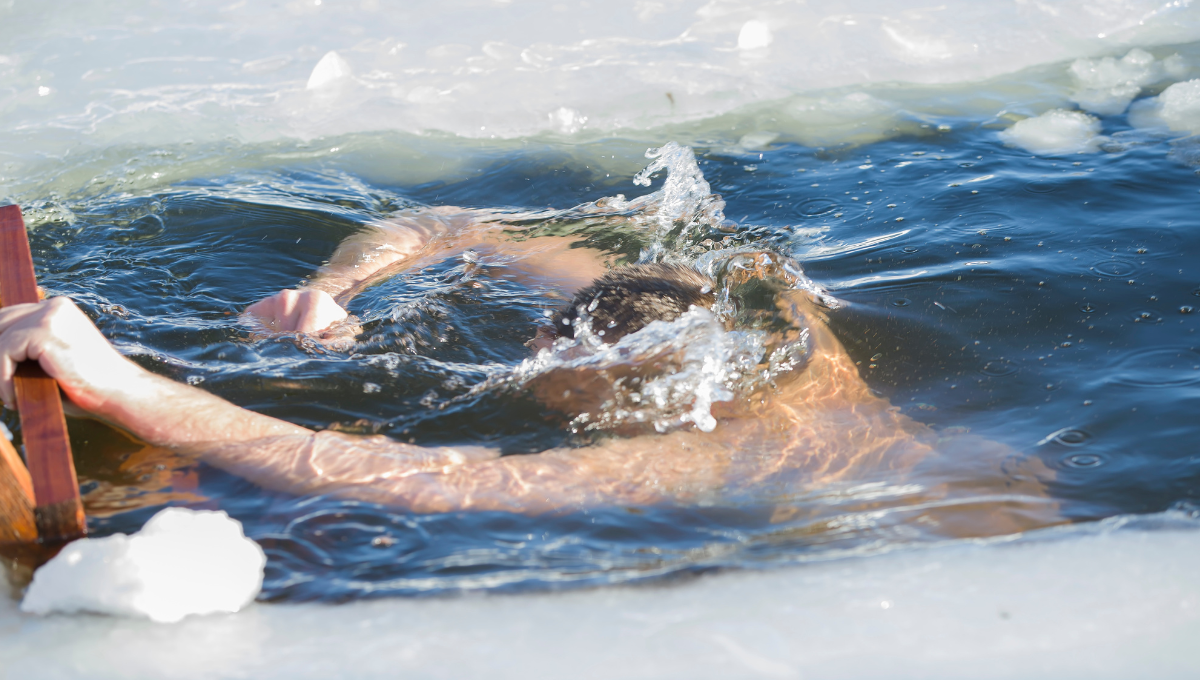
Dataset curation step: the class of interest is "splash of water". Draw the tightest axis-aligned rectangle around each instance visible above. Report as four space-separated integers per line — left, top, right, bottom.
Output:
416 144 832 434
516 307 770 433
575 142 734 262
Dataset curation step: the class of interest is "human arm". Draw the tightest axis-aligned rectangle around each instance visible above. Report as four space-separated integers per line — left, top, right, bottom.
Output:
245 209 470 334
246 207 612 336
0 298 310 447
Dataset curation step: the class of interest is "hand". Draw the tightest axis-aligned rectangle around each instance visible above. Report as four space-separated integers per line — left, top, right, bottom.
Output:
245 288 349 334
0 297 142 414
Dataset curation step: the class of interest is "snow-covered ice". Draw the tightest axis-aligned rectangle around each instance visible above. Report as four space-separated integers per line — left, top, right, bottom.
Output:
3 513 1199 679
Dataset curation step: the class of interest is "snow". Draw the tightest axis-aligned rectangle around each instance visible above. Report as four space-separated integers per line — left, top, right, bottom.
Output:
20 509 265 624
1157 79 1200 133
1069 48 1189 115
999 109 1104 155
3 513 1199 679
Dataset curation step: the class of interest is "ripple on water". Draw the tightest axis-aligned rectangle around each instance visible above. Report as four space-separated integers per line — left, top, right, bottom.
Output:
944 210 1016 236
1062 452 1106 469
1089 258 1138 278
890 297 912 307
1052 429 1091 446
794 198 840 218
1023 181 1058 194
1110 348 1200 387
979 358 1017 377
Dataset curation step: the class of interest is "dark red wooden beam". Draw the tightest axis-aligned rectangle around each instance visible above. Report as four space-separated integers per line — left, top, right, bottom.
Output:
0 204 86 544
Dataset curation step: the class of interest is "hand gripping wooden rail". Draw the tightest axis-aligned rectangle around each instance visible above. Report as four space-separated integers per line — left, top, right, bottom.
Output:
0 204 86 546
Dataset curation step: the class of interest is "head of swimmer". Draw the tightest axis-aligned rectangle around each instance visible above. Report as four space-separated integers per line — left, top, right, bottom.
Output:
521 263 718 424
524 263 716 352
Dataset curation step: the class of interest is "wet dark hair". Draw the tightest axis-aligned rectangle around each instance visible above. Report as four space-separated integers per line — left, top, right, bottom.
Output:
550 263 716 344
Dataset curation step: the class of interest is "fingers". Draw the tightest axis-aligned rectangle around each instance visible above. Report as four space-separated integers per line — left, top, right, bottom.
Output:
246 289 348 334
295 290 347 332
0 299 77 409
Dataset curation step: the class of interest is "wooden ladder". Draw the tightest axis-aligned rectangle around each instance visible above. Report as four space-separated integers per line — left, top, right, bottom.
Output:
0 204 86 556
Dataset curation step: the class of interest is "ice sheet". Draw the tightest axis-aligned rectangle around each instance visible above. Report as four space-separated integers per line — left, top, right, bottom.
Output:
1 0 1199 157
3 515 1199 679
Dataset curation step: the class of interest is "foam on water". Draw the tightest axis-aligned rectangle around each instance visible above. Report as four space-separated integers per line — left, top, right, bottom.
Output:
20 508 265 624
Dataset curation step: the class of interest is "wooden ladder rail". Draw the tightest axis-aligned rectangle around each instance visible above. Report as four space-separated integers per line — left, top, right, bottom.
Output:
0 204 86 546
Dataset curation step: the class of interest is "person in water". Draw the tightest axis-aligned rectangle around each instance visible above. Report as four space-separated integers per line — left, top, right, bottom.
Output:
0 207 1055 534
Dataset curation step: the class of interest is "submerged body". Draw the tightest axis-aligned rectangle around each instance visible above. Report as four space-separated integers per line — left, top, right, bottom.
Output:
0 205 1056 539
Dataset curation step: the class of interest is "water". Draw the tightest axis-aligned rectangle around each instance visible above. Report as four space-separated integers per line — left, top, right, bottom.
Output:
3 0 1200 675
12 107 1200 602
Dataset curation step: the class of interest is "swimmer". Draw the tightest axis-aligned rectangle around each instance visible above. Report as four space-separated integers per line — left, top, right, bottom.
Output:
0 208 1057 536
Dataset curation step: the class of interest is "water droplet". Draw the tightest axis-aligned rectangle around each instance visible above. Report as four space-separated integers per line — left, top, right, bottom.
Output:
1182 306 1195 314
890 298 911 307
902 246 919 253
1080 303 1096 313
1063 453 1104 469
1132 310 1162 324
870 353 883 361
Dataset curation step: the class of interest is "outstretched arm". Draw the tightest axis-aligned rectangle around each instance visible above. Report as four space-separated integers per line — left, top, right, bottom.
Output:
0 299 309 447
244 209 462 335
245 207 612 337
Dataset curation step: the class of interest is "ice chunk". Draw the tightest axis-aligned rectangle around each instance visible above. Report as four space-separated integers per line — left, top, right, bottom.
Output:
999 109 1103 155
305 51 352 90
737 20 771 50
20 508 265 624
1069 48 1164 115
1157 79 1200 133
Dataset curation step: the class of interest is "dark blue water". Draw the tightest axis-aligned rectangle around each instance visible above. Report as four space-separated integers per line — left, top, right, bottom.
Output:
5 111 1200 601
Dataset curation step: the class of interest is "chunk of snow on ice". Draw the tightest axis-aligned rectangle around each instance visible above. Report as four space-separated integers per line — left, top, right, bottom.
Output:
737 20 772 50
999 109 1103 155
21 508 265 624
1158 79 1200 133
1069 49 1190 115
306 51 352 90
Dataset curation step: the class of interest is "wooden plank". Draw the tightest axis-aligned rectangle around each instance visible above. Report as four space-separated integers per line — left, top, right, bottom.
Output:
0 434 36 546
0 204 86 543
